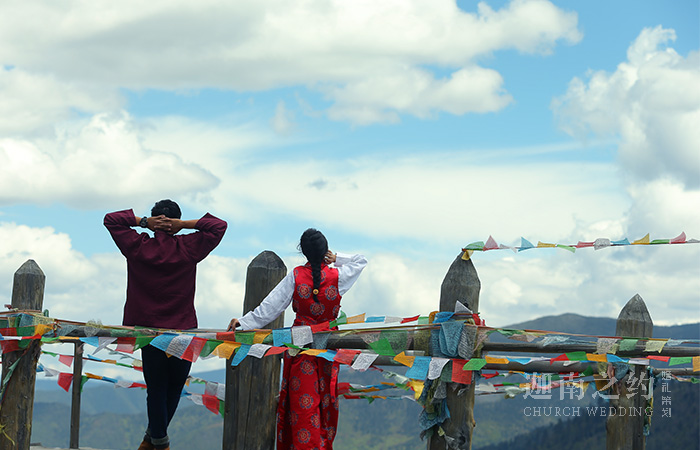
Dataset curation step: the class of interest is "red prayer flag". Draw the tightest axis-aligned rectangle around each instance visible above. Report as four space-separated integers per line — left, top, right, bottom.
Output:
58 373 73 392
265 346 287 356
647 355 671 362
116 337 136 354
58 355 74 367
310 322 330 333
202 394 221 415
182 337 207 362
451 360 473 385
334 349 360 366
336 382 351 395
400 315 420 324
216 331 237 342
1 341 20 354
551 354 569 363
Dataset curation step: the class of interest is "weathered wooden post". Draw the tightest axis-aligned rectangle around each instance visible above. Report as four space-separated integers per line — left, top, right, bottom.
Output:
70 342 84 449
428 254 480 450
0 260 45 450
606 294 653 450
223 251 287 450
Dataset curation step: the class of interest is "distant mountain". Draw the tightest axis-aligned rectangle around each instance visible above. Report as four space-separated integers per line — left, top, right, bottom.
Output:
31 314 699 449
504 312 700 340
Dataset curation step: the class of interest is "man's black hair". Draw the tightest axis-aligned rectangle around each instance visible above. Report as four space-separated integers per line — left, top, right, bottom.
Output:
151 199 182 219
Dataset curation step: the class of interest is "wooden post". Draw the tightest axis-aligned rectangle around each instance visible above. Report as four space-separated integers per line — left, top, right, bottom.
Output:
606 294 653 450
70 342 84 449
223 251 287 450
428 254 480 450
0 260 45 450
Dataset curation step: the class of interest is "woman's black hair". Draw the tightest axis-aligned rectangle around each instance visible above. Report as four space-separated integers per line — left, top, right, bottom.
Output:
298 228 328 303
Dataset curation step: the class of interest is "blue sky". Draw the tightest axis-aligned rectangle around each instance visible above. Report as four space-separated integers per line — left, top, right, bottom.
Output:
1 0 698 373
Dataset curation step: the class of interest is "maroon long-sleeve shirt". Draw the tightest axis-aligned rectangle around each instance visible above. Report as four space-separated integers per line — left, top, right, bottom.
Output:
104 209 227 329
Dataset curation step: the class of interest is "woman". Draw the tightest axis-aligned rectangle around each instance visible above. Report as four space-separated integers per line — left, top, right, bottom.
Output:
228 228 367 449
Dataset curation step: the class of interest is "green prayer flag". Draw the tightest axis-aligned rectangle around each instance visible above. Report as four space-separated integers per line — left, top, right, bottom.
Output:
236 332 255 345
582 366 595 377
566 351 587 361
16 326 34 337
618 339 638 351
331 311 347 327
134 336 154 351
199 340 223 358
368 338 396 356
417 317 430 325
462 358 487 371
669 357 692 366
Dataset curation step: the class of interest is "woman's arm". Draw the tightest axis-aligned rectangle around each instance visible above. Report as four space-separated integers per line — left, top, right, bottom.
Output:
231 271 296 330
334 253 367 295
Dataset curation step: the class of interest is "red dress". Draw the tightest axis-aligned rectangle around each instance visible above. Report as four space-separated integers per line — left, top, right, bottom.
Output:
277 263 342 449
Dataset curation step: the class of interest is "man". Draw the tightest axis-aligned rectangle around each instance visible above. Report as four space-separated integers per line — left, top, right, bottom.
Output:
104 199 227 450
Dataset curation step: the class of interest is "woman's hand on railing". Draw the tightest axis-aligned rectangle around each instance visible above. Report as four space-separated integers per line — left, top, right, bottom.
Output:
228 318 241 331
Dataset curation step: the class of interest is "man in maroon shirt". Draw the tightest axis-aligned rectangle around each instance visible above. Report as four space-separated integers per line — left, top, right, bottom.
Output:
104 199 227 450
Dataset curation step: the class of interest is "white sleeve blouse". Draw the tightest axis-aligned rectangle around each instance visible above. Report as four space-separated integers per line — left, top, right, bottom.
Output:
237 252 367 330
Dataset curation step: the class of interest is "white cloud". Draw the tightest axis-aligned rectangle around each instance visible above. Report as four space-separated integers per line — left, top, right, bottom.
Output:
271 101 295 135
201 154 628 244
0 112 219 207
0 67 122 136
553 26 700 188
0 0 581 124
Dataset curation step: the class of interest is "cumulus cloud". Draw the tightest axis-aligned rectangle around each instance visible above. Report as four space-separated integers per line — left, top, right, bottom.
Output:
0 112 219 207
553 26 700 188
0 67 122 137
200 154 627 244
0 0 581 124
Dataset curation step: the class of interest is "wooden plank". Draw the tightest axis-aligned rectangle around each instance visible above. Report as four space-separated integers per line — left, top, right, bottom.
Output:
70 342 84 449
0 260 45 450
428 254 481 450
607 294 652 450
223 251 286 450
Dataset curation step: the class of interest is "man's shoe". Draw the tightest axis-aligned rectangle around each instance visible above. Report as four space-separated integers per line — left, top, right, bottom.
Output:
137 440 155 450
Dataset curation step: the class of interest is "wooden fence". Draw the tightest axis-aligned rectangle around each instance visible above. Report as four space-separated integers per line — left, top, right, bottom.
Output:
1 254 698 450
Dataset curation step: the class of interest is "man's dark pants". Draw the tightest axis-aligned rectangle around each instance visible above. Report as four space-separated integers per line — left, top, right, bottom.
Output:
141 345 192 449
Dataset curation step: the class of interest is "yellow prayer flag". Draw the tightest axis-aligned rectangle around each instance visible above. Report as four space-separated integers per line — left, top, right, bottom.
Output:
633 233 650 245
410 380 425 400
461 250 474 261
484 356 509 365
86 373 101 380
693 356 700 373
301 349 324 356
346 313 366 324
103 359 117 365
33 324 53 336
537 242 556 248
586 353 607 362
254 331 271 344
644 340 666 353
394 351 415 367
212 342 240 359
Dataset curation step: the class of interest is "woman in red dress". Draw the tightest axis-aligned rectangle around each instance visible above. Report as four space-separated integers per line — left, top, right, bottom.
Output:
229 229 367 449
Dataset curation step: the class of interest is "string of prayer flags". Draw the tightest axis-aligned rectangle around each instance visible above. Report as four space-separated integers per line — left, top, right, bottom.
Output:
462 232 697 259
